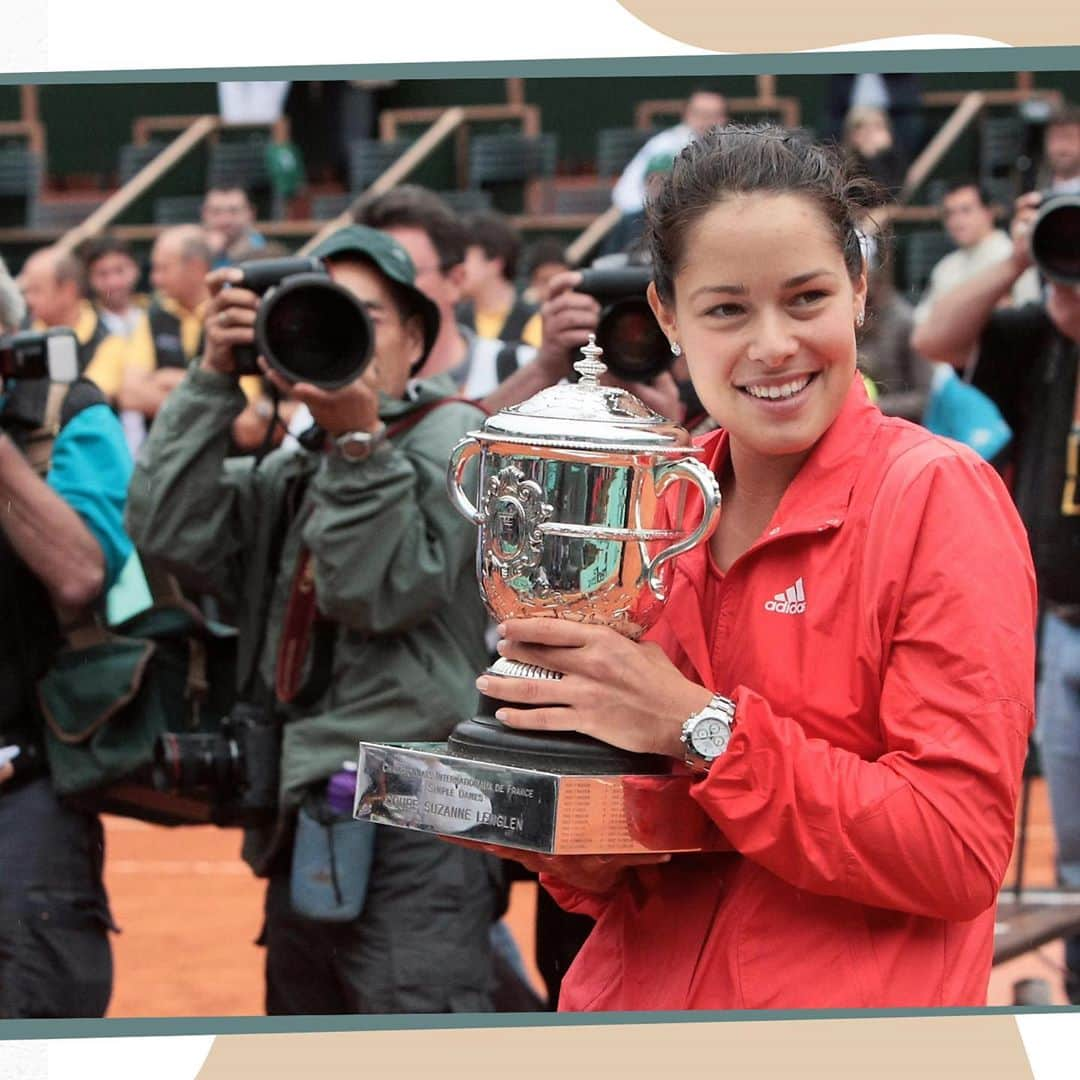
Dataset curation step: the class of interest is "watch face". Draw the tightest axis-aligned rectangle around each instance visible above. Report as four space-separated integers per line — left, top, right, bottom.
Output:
337 434 372 460
691 717 730 758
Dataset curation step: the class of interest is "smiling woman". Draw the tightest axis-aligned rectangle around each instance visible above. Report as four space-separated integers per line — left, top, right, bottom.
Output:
479 125 1041 1011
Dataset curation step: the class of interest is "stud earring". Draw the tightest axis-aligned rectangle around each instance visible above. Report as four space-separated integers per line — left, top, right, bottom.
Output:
670 341 682 357
855 310 865 328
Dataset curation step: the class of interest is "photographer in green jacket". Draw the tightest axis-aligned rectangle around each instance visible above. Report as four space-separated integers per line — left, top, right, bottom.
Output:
126 225 501 1015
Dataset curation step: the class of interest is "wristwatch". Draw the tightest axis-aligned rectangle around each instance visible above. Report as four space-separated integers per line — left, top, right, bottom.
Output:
331 423 387 462
680 694 737 773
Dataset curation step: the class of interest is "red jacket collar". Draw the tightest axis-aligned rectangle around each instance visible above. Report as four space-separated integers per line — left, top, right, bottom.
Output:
695 372 882 541
658 376 883 686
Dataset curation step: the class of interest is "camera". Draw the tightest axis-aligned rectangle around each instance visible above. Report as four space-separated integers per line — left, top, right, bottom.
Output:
232 256 375 390
576 267 670 383
0 329 79 384
152 701 280 827
1030 194 1080 286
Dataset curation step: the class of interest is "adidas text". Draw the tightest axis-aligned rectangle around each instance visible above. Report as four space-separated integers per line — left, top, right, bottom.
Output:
764 577 806 615
764 599 806 614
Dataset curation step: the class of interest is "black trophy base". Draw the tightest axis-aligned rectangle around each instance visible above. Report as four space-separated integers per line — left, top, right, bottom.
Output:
447 714 666 776
448 660 667 775
353 659 721 854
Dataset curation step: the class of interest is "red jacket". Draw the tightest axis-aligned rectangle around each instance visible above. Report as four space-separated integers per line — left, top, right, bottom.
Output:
543 378 1037 1011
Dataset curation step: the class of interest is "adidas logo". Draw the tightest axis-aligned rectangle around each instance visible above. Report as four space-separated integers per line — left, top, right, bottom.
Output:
764 577 806 615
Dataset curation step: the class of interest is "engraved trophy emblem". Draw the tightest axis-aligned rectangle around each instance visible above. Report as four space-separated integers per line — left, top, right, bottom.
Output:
355 336 725 854
483 464 552 582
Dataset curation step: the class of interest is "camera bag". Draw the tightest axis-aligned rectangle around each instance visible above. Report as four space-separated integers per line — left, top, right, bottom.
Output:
36 574 240 826
22 382 241 825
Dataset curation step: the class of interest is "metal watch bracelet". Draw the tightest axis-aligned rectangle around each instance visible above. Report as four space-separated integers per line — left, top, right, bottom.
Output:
332 422 387 462
680 693 737 772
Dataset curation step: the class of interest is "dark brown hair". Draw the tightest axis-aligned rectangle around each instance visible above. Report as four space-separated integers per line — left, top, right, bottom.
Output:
463 211 522 281
78 233 137 270
1046 104 1080 131
646 124 880 304
351 185 467 272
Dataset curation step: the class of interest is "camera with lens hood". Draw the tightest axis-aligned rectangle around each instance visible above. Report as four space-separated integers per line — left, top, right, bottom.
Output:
151 701 279 828
1030 194 1080 286
575 266 670 383
0 328 79 386
231 256 376 390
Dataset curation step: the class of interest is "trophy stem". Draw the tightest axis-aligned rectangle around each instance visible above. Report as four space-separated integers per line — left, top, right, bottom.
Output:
445 660 668 776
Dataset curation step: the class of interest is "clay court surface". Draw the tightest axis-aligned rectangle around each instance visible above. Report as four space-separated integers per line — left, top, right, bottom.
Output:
102 778 1071 1017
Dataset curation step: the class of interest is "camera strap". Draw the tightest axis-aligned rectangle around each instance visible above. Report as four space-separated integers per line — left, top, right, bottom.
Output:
1061 344 1080 516
6 380 70 477
274 396 489 708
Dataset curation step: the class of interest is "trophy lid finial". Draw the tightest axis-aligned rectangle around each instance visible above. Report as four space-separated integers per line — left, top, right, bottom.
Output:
574 334 607 386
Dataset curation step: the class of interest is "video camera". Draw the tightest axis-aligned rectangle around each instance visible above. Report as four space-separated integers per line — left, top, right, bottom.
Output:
0 329 79 385
1030 194 1080 285
232 256 375 390
576 266 671 383
151 701 279 828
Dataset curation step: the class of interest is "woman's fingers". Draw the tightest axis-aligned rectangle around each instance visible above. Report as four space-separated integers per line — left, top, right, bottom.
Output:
498 617 615 649
478 670 575 707
495 705 586 734
493 638 594 679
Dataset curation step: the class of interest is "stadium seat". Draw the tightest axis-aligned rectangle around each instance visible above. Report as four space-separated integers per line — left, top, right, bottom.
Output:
118 141 166 185
0 146 42 228
596 127 652 178
309 192 353 220
467 132 558 213
346 138 411 192
468 132 557 188
435 188 494 214
207 135 281 218
153 195 204 224
979 114 1026 186
29 195 108 230
902 229 955 301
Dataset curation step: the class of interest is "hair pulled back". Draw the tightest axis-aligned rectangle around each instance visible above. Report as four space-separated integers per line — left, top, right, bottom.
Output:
646 124 881 304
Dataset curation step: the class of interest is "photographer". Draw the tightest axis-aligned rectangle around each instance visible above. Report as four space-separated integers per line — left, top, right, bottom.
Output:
125 225 502 1015
0 325 132 1017
533 269 684 424
912 190 1080 1004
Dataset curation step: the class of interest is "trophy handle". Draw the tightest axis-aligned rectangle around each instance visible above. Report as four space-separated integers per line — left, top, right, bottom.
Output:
446 437 484 525
643 457 722 600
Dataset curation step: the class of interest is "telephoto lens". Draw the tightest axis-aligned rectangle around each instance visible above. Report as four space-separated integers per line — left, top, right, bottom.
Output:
1030 194 1080 285
576 267 671 382
232 256 376 389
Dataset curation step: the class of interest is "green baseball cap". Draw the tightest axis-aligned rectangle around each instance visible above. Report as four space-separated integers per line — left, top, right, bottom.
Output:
310 224 440 371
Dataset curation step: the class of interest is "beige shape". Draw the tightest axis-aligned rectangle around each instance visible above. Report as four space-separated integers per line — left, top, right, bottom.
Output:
617 1 1078 51
196 1015 1035 1079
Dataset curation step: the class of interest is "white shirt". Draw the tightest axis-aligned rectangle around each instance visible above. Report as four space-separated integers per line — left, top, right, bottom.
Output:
217 81 290 124
611 124 695 215
851 73 891 110
1050 175 1080 195
913 230 1024 324
454 325 536 401
98 305 144 339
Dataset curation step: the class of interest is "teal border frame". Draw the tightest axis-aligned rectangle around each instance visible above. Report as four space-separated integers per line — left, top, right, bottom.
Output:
0 40 1078 1042
1 1004 1077 1040
0 45 1079 85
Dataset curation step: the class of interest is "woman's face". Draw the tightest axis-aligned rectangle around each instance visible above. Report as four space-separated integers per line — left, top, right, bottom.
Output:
649 192 866 466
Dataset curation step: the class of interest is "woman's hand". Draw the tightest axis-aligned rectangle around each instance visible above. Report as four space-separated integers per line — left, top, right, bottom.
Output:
443 836 671 894
477 619 712 758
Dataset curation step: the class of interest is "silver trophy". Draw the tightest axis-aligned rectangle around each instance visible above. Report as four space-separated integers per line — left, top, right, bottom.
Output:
355 337 725 854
